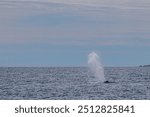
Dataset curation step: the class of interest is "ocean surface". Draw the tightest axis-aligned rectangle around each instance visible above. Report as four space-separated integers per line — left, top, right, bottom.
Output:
0 67 150 100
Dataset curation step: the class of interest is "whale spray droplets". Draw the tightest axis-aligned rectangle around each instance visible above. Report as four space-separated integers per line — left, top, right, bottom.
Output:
88 52 106 82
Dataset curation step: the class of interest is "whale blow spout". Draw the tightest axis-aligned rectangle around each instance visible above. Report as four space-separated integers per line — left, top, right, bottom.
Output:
88 51 106 83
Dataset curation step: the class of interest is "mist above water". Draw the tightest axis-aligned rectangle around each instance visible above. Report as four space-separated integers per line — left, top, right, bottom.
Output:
88 52 105 82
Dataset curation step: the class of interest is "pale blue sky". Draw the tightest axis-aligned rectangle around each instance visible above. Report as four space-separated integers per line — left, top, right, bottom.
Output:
0 0 150 66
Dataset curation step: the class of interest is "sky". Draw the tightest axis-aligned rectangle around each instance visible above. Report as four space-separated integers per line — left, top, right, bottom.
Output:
0 0 150 66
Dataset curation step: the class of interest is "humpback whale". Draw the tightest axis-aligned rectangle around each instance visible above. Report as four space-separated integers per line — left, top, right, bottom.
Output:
104 81 115 83
104 81 109 83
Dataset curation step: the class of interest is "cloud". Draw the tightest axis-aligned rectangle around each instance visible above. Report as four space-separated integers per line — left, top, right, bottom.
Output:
1 0 150 9
0 0 150 46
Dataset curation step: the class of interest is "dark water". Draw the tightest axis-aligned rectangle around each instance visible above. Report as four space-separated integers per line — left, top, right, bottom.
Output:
0 67 150 100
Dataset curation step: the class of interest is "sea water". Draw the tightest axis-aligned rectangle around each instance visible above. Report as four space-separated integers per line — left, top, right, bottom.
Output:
0 67 150 100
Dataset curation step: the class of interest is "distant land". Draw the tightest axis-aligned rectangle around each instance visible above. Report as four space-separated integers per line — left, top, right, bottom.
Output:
139 65 150 67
